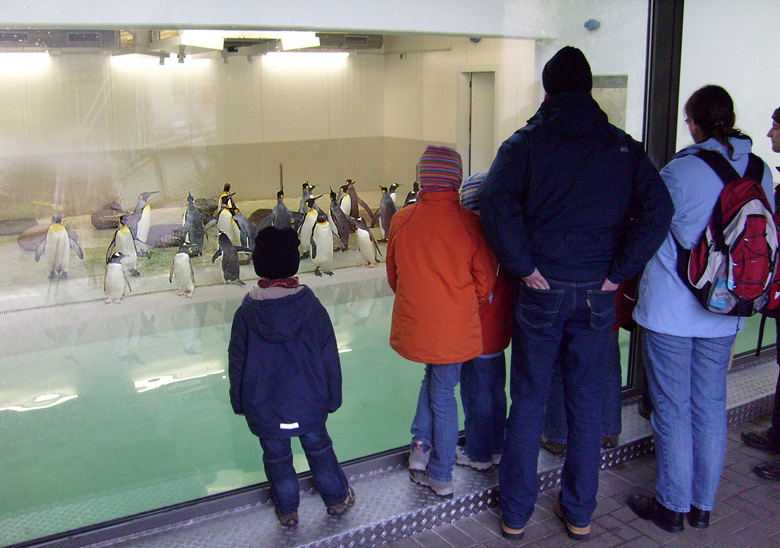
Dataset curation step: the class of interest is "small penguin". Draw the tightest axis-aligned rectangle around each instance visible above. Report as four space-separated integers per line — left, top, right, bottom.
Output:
310 211 334 277
35 215 83 279
124 191 158 244
298 195 322 259
404 181 420 207
104 252 131 304
170 244 196 297
350 216 382 267
298 182 315 217
212 231 251 285
389 182 401 206
182 192 205 256
373 186 398 242
329 187 351 251
106 217 141 277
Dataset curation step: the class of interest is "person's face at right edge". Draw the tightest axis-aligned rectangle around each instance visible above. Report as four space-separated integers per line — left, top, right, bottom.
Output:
768 120 780 153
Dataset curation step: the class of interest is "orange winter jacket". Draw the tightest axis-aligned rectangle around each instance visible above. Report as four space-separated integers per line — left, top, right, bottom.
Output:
386 191 497 364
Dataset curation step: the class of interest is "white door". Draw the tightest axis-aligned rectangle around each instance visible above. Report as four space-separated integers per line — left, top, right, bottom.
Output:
468 71 496 176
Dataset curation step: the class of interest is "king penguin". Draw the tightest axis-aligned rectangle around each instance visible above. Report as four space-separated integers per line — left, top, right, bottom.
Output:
299 182 315 217
212 231 251 285
338 182 352 218
389 182 401 206
106 216 140 277
329 187 351 251
311 211 334 277
404 181 420 207
170 244 195 297
215 202 242 246
351 216 382 268
125 191 158 244
298 195 322 259
35 215 83 279
104 252 131 304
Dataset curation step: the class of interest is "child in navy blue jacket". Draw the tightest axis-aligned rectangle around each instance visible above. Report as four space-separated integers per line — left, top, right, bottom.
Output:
228 226 354 527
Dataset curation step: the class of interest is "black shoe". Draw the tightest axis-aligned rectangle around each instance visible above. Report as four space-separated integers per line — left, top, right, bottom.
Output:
754 460 780 481
741 429 780 454
687 505 710 528
627 494 684 533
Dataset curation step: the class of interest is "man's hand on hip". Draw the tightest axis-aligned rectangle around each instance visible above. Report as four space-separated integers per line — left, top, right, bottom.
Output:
523 268 550 290
601 278 619 291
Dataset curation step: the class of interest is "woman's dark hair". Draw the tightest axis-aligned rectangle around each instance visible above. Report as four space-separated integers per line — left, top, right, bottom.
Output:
684 85 748 159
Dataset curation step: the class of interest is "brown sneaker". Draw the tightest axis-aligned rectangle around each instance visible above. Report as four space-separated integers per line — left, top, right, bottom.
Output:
275 509 299 527
327 487 356 516
601 436 619 450
541 434 567 455
555 495 591 540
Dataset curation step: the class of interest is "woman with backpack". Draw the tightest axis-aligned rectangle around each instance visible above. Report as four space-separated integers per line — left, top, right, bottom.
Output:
628 85 775 533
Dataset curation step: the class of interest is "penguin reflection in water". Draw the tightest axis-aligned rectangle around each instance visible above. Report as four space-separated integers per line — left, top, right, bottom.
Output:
170 244 196 297
35 215 83 279
104 252 132 304
212 231 251 285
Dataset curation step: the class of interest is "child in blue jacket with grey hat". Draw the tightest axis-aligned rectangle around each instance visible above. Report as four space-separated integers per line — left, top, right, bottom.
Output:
228 225 354 527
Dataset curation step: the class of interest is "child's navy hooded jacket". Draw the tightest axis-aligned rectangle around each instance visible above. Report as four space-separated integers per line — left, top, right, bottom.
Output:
228 285 342 438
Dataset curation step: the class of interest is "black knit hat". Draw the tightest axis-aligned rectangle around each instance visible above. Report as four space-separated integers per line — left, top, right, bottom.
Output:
542 46 592 96
773 107 780 125
253 226 300 279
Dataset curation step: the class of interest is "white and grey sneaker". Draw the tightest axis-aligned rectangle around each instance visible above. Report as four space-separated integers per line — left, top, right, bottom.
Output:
455 446 493 471
409 470 454 498
408 442 431 472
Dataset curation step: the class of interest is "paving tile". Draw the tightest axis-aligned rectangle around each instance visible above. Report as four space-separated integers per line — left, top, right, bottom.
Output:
477 538 511 548
389 537 424 548
434 523 479 547
451 517 500 544
471 510 505 537
409 529 454 548
575 530 624 548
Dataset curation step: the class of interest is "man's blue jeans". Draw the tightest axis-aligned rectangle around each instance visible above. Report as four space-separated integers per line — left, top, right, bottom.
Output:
460 352 507 462
411 362 463 482
642 328 734 513
260 426 349 515
499 280 614 529
543 330 622 444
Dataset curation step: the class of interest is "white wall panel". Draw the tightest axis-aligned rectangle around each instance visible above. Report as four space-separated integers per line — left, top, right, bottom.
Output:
327 54 384 139
214 59 263 145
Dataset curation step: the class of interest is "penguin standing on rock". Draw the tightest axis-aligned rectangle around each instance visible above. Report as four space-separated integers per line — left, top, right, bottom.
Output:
257 190 294 231
35 215 83 279
350 216 381 267
311 211 334 277
105 252 131 304
170 244 196 297
212 231 251 285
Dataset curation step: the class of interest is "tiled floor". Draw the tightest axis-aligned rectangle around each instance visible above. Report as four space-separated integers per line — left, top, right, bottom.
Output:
379 418 780 548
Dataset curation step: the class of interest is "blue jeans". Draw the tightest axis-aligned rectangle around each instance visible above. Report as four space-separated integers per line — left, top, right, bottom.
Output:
259 426 349 515
543 330 622 443
411 362 463 482
460 352 507 462
500 280 614 529
642 328 734 513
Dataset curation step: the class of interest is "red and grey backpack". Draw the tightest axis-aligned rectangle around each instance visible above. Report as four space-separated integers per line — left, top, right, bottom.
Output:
675 150 779 317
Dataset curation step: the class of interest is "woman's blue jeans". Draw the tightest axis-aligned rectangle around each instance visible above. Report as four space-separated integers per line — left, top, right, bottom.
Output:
543 330 622 443
460 352 507 462
642 328 734 513
259 426 349 515
411 362 463 482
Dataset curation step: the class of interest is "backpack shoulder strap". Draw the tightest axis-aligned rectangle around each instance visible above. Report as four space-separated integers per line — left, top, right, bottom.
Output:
694 149 739 183
694 149 764 183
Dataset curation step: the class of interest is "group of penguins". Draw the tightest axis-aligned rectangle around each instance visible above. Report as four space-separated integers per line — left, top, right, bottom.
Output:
33 179 422 304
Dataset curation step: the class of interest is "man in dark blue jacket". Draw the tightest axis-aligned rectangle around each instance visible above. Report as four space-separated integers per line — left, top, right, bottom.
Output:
229 226 354 526
479 46 672 541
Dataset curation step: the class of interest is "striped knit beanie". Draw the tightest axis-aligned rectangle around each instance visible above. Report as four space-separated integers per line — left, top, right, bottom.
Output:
417 145 463 195
459 171 487 213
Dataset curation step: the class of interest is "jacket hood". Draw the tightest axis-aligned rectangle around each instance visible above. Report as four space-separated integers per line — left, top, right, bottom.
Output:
527 91 609 138
673 135 753 161
239 285 315 343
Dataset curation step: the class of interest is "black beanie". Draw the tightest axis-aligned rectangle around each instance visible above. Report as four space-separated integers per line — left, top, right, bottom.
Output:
773 107 780 125
253 226 300 279
542 46 592 96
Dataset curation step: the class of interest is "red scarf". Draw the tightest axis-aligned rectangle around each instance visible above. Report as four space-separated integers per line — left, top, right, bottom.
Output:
257 276 300 289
